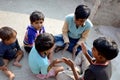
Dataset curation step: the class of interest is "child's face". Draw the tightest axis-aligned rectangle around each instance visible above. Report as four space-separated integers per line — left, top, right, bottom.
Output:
4 31 17 45
92 47 99 58
92 47 107 62
31 20 44 30
75 18 86 26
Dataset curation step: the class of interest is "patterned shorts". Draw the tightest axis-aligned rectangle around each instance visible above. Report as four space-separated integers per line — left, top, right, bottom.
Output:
36 68 55 79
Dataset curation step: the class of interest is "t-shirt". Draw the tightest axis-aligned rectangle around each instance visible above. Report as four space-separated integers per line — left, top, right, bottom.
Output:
65 14 93 39
83 62 112 80
23 25 45 46
0 39 21 66
28 46 49 74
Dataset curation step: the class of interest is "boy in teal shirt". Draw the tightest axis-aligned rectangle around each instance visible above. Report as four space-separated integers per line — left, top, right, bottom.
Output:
55 5 93 59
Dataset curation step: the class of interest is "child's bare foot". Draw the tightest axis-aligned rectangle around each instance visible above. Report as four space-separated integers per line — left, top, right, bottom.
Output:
13 62 22 67
9 72 15 80
54 46 64 53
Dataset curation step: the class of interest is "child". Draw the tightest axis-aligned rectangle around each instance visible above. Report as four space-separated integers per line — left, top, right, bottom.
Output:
62 37 119 80
28 33 64 79
23 11 45 53
55 5 93 59
74 51 90 75
0 27 24 80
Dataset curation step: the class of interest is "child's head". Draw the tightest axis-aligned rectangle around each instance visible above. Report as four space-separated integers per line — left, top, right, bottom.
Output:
0 27 17 45
74 5 91 26
93 37 119 60
35 33 55 53
30 11 45 30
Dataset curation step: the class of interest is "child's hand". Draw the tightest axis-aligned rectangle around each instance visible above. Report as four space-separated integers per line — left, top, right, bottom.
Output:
73 45 78 54
62 57 74 68
72 44 79 59
62 43 69 55
48 59 63 72
51 59 63 66
0 66 8 71
52 59 59 64
81 43 87 54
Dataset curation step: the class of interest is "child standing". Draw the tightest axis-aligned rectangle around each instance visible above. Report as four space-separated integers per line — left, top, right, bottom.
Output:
62 37 119 80
23 11 45 53
28 33 64 79
0 27 24 80
55 5 93 59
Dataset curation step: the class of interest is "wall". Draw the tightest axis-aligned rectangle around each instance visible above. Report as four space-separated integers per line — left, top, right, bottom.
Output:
90 0 120 27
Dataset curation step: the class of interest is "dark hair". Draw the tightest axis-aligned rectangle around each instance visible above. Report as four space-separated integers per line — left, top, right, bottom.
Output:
75 5 91 19
30 11 45 23
35 33 55 52
0 27 17 41
93 37 119 60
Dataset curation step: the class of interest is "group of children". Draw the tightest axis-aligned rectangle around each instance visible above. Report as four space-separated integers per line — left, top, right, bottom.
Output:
0 4 119 80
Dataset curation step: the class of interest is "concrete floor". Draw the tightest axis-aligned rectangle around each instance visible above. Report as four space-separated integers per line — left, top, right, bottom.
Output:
0 0 120 80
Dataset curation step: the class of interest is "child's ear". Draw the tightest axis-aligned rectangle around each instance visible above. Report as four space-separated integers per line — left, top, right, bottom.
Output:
98 55 106 61
44 51 47 54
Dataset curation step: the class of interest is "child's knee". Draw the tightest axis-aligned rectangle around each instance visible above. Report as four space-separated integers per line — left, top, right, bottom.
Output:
60 66 64 71
17 50 24 56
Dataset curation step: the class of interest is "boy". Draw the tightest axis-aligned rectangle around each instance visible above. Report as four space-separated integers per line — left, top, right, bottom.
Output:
28 33 64 79
62 37 119 80
23 11 45 53
0 27 24 80
55 5 93 59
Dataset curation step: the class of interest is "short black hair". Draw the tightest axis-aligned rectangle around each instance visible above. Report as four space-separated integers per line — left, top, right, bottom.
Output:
0 26 17 41
75 5 91 19
30 11 45 23
35 33 55 52
93 37 119 60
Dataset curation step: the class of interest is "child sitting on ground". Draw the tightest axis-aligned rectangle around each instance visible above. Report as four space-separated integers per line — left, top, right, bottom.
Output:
62 37 119 80
23 10 45 53
0 27 24 80
54 5 93 59
28 33 64 79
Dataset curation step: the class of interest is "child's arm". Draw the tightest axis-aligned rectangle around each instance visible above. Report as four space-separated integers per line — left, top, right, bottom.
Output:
81 43 93 64
72 30 90 57
62 58 80 80
77 30 90 45
47 59 63 72
62 21 69 44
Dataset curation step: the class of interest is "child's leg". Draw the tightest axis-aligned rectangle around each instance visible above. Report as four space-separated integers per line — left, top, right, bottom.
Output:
2 59 15 80
54 34 64 53
52 66 64 76
74 51 90 74
3 59 9 66
13 50 24 67
3 70 15 80
67 38 77 59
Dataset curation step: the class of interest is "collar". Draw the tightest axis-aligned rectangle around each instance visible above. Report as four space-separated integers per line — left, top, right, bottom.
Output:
73 17 86 27
92 60 110 66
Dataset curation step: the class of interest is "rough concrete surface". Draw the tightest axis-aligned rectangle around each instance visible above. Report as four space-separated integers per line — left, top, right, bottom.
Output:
0 0 120 80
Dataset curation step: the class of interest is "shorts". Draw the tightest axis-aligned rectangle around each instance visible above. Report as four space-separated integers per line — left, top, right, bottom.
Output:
0 57 4 66
54 34 93 56
3 49 17 60
36 68 55 79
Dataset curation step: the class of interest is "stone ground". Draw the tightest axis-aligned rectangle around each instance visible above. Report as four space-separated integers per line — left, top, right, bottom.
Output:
0 0 120 80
